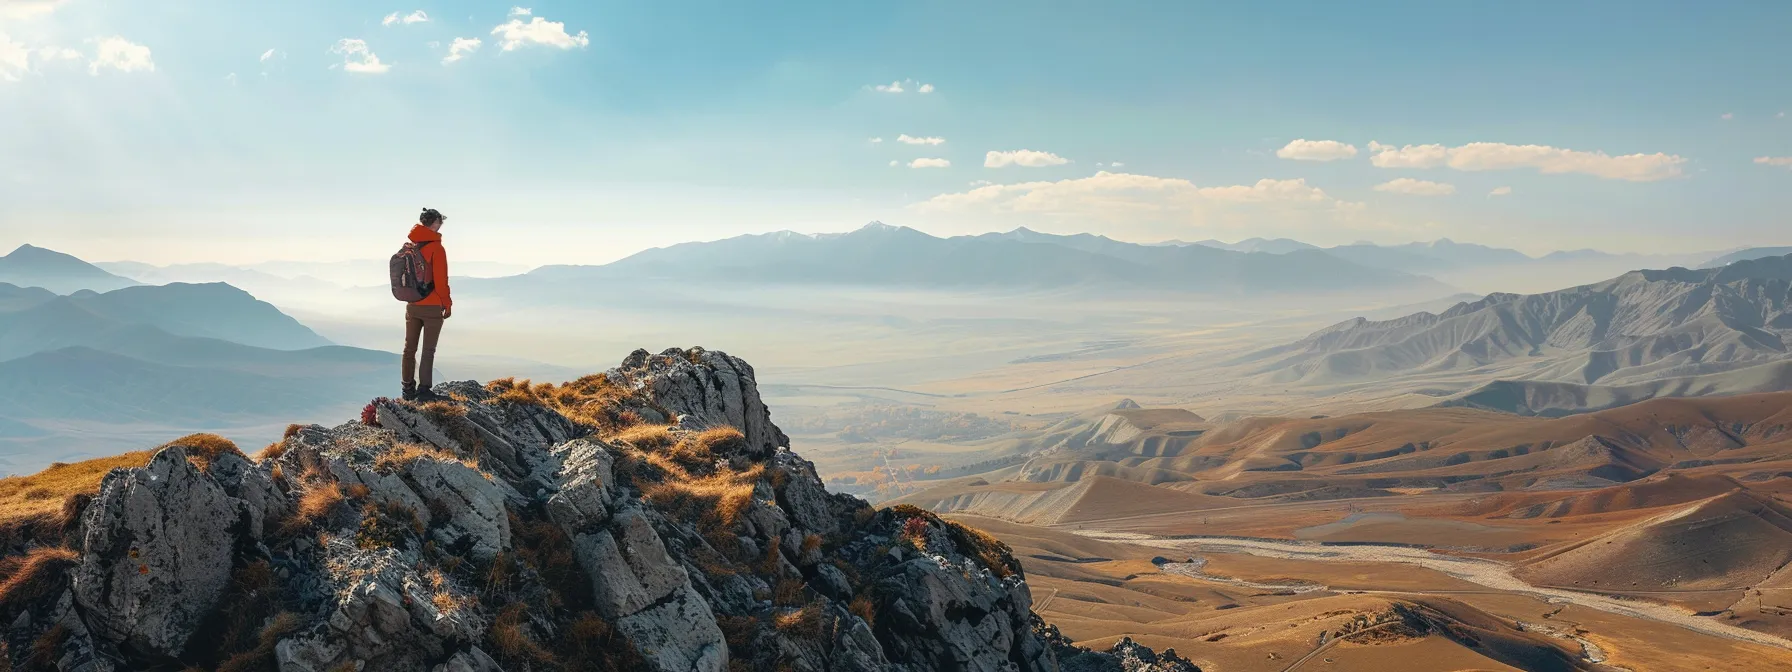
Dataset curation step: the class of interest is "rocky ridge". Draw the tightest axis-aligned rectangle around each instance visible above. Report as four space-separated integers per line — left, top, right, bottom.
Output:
0 347 1197 672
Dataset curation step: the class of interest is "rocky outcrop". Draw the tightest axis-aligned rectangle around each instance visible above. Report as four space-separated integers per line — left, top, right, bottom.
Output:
72 447 257 657
0 347 1197 672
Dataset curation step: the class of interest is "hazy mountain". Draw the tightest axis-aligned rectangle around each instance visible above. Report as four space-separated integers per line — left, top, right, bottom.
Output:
0 280 394 465
99 261 342 295
1187 237 1319 254
62 282 332 350
529 222 1442 294
0 244 137 294
1240 253 1792 391
1701 246 1792 269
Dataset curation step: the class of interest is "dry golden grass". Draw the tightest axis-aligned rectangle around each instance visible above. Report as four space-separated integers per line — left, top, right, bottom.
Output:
490 604 555 665
487 374 636 432
373 443 477 474
848 594 876 628
417 400 467 422
0 547 78 612
164 433 244 473
0 451 152 527
640 465 764 534
284 483 343 534
611 424 676 450
944 520 1018 579
773 602 826 640
256 442 287 461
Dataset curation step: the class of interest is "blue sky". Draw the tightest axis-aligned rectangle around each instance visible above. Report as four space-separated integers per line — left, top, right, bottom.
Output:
2 0 1790 265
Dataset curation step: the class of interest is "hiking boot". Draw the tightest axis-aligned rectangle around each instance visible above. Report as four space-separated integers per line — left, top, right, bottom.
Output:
413 389 445 403
401 385 418 401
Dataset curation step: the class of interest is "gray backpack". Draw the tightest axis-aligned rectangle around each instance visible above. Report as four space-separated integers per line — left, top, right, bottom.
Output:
389 240 435 302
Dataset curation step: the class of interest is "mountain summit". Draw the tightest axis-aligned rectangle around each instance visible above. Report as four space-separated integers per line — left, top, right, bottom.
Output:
0 347 1196 672
0 244 137 295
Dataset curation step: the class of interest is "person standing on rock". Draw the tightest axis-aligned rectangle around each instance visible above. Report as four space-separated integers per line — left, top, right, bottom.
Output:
393 207 452 402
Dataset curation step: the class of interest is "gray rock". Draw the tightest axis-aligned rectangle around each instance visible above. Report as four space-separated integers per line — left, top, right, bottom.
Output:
409 458 514 562
609 348 789 458
614 583 728 672
73 447 246 657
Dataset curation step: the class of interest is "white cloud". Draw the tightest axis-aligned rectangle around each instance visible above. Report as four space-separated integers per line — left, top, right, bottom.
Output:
1489 186 1513 197
0 0 63 19
985 149 1070 168
1 34 30 81
909 158 950 169
88 37 153 75
888 160 899 167
1367 141 1685 182
383 10 428 26
1755 157 1792 169
1276 139 1358 162
916 172 1355 221
969 180 992 186
1109 161 1124 167
870 78 932 94
2 33 88 81
443 37 481 64
1779 112 1786 119
897 134 945 146
1721 112 1734 120
1373 178 1456 196
331 38 390 74
1195 178 1332 203
224 72 237 85
491 13 589 51
260 48 276 62
868 137 883 144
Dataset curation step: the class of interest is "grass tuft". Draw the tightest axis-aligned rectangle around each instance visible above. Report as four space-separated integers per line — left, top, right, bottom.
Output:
165 433 244 473
0 547 79 612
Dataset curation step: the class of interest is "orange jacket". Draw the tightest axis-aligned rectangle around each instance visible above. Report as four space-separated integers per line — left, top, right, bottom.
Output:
408 224 451 309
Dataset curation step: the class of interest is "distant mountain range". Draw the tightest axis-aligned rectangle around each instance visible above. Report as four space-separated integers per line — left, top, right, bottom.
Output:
0 244 137 294
0 282 332 353
1239 253 1792 415
526 222 1447 294
0 270 397 471
1701 246 1792 269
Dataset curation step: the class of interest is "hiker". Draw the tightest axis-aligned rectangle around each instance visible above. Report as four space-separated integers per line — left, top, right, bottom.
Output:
392 207 452 401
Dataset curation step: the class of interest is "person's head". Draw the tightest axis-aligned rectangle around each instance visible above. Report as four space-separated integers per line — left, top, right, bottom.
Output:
420 208 446 231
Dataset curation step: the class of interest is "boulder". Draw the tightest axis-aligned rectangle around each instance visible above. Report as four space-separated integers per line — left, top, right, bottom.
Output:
72 447 247 657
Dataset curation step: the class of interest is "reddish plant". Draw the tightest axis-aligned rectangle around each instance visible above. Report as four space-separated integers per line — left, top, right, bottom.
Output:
362 398 387 427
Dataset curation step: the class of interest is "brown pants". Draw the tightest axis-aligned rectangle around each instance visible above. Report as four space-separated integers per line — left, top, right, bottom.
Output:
402 304 446 390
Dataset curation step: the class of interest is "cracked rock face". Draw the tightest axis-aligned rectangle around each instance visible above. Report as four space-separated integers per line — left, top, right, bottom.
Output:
3 347 1196 672
72 447 253 657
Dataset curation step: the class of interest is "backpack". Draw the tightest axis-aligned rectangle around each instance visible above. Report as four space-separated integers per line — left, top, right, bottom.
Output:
390 240 435 303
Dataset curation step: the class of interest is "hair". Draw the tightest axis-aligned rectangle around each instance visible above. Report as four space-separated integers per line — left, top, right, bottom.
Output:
420 208 444 226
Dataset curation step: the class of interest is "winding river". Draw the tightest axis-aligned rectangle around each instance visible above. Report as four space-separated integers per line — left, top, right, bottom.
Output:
1074 531 1792 651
